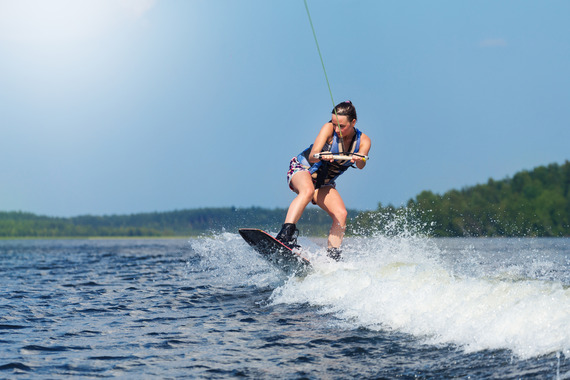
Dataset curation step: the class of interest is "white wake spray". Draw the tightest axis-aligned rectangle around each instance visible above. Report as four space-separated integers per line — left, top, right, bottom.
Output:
270 232 570 359
190 224 570 359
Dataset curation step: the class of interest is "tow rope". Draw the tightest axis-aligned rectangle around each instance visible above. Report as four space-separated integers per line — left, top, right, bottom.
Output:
303 0 345 150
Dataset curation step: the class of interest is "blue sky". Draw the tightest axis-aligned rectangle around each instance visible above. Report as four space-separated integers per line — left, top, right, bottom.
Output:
1 0 569 217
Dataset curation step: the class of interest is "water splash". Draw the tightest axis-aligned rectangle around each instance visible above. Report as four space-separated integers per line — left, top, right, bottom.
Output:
270 230 570 359
191 222 570 360
189 232 287 288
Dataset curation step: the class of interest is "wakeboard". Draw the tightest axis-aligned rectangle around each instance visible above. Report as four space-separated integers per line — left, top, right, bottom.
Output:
238 228 311 276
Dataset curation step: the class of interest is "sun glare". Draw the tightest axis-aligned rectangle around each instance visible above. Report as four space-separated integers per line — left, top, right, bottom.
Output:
0 0 155 44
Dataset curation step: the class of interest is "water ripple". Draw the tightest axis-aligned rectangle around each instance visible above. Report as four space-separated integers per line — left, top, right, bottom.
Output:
0 237 567 378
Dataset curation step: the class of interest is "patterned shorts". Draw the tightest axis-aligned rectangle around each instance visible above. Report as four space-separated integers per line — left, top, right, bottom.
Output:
286 157 336 192
286 157 309 189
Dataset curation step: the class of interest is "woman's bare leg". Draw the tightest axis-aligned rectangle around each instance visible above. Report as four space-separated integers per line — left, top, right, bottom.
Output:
284 171 315 224
315 186 348 248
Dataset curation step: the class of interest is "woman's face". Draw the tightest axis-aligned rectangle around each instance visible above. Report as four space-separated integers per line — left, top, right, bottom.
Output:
331 114 355 136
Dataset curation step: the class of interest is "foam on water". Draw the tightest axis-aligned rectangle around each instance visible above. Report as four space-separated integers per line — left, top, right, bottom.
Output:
268 234 570 360
191 232 284 288
193 230 570 360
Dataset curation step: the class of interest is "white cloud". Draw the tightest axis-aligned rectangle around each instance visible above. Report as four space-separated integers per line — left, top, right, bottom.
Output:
479 38 507 48
0 0 156 43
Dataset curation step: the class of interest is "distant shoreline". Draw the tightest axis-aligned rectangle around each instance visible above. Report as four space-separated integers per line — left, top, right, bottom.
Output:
0 208 351 239
2 160 570 238
0 236 190 240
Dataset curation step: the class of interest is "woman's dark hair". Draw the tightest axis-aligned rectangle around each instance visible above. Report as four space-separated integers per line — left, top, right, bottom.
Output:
332 100 357 122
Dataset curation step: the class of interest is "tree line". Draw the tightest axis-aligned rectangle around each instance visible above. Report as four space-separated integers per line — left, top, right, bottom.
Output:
0 207 358 238
2 161 569 238
352 161 570 237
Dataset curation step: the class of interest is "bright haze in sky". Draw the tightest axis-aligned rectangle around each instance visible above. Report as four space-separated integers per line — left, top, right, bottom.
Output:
1 0 569 216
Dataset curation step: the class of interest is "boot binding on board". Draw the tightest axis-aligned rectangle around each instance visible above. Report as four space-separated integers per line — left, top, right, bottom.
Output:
326 247 342 261
276 223 300 249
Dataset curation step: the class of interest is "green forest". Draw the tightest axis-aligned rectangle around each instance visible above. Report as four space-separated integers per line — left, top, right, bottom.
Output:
0 207 359 238
1 161 569 238
354 161 570 237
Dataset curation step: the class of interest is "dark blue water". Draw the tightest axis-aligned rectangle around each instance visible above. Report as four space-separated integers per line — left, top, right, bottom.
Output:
1 235 569 378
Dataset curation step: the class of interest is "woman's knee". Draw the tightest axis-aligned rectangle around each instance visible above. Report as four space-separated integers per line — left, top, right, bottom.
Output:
291 172 314 200
298 187 314 202
332 207 348 224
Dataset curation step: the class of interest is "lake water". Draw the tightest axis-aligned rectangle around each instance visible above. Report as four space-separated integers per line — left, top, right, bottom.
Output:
1 233 569 378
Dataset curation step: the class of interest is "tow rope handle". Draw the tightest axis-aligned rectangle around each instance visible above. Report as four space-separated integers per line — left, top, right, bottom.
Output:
313 153 369 162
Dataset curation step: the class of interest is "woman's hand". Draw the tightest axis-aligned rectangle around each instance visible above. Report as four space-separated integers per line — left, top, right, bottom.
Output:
319 151 334 162
350 155 367 163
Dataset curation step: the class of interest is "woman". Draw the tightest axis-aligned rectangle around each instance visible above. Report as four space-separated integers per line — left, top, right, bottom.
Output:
276 101 371 261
